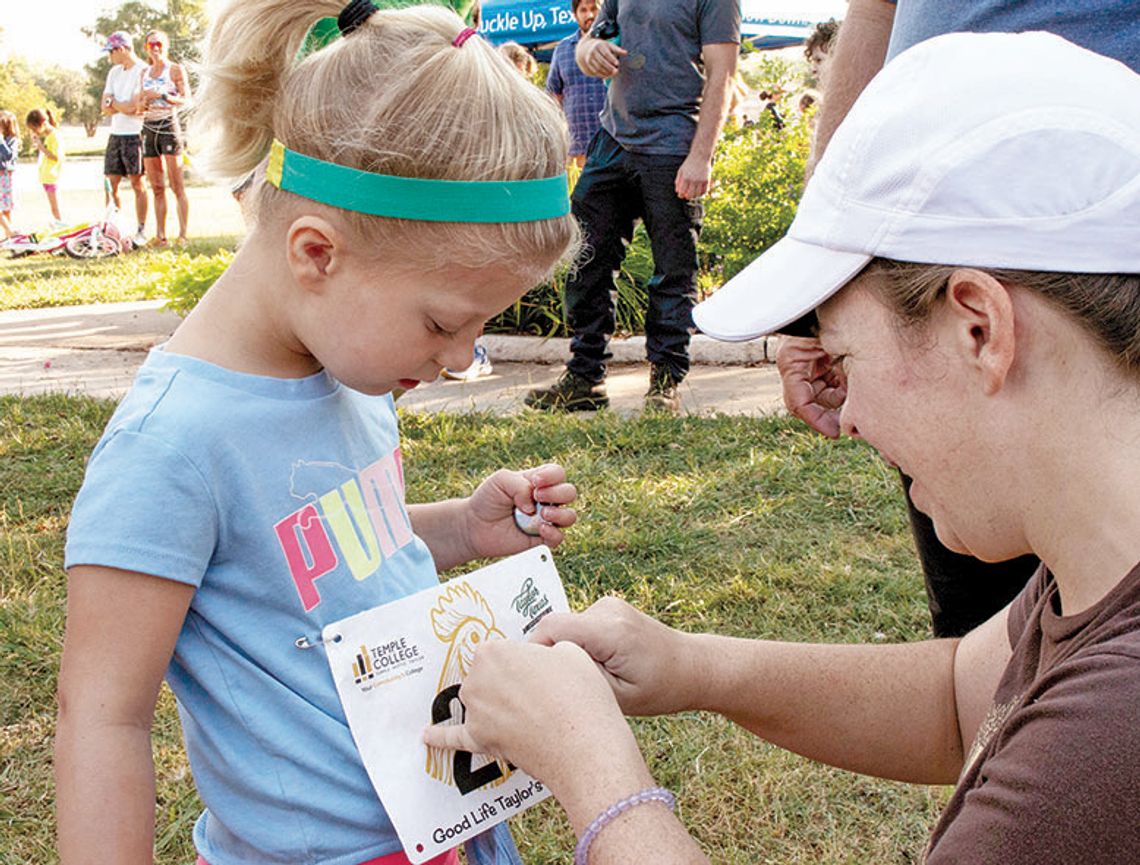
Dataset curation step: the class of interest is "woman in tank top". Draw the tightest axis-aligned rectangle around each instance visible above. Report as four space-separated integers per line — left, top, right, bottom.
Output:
139 30 190 246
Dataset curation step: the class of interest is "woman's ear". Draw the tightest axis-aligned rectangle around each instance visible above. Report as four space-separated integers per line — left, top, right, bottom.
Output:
284 216 344 293
944 268 1016 396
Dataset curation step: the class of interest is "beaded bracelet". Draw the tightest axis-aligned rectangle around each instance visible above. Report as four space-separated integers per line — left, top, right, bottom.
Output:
573 786 677 865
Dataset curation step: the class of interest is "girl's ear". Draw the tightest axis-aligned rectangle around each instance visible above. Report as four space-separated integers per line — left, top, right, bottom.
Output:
284 216 344 291
943 268 1016 396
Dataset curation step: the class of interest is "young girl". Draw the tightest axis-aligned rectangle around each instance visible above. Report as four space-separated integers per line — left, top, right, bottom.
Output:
25 108 64 225
0 110 18 238
56 3 578 865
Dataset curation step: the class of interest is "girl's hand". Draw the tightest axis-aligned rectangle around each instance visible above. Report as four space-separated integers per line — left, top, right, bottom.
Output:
464 464 577 559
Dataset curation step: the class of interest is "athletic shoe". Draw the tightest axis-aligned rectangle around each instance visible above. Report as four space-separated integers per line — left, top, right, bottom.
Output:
131 231 147 248
441 343 494 381
644 364 682 415
524 369 608 412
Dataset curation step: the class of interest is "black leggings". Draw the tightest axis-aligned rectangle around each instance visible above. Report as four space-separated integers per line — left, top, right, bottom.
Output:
901 473 1038 637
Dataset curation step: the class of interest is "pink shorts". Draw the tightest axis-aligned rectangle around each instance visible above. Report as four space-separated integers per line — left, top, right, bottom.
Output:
42 183 58 194
197 850 458 865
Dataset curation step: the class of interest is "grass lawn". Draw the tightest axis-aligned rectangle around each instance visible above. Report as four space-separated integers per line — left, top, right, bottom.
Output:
0 236 239 312
2 397 950 864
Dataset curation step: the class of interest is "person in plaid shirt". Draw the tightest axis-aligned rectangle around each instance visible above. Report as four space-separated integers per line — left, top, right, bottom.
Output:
545 0 607 167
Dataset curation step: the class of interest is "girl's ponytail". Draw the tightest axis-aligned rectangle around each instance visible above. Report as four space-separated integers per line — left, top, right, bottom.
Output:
193 0 341 179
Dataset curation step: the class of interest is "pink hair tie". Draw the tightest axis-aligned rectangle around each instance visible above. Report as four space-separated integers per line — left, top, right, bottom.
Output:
452 27 477 47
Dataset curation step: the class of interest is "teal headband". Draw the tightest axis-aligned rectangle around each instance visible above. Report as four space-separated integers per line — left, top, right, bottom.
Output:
266 140 571 223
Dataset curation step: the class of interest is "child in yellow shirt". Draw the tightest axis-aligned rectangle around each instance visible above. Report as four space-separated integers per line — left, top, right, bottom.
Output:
26 108 65 225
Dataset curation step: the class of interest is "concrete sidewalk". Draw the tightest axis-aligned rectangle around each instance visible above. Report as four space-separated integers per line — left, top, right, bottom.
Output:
0 300 787 417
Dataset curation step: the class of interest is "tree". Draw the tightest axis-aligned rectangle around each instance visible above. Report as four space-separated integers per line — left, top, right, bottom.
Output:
0 58 54 154
36 67 98 137
80 0 209 137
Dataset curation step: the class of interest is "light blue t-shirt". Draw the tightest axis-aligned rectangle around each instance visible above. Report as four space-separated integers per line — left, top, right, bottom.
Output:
65 350 468 864
886 0 1140 71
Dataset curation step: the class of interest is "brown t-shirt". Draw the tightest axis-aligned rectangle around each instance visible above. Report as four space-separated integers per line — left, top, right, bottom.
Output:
925 561 1140 863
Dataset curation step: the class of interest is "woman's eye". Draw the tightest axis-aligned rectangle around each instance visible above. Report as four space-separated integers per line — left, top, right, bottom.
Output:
428 319 455 336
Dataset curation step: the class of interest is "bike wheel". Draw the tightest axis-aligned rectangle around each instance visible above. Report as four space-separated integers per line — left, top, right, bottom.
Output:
64 234 121 259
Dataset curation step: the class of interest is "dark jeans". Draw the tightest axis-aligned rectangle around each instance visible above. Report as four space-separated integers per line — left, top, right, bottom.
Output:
901 473 1039 637
564 129 703 384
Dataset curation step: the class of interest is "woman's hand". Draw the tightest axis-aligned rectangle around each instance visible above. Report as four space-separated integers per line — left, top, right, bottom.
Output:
531 597 703 717
775 336 847 439
423 640 646 800
463 464 577 559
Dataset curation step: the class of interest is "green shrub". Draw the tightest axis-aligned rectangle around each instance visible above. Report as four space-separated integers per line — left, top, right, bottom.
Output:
158 248 235 316
701 110 810 285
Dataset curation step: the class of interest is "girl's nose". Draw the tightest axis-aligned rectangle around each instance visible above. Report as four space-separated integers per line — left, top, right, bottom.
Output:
439 340 478 374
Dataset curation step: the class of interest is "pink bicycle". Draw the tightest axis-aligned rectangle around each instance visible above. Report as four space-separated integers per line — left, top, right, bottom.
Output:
2 183 136 259
1 211 134 259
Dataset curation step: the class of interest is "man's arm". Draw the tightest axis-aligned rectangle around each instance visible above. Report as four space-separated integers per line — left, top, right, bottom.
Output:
807 0 895 176
774 2 895 433
545 48 565 105
674 42 737 200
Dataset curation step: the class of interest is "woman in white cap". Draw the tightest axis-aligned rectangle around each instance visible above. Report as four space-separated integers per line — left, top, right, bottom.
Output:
425 31 1140 865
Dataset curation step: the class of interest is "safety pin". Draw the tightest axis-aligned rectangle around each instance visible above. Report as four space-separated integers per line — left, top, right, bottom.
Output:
295 632 342 650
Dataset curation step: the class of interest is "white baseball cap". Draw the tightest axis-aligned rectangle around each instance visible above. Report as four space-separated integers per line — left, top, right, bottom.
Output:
693 31 1140 341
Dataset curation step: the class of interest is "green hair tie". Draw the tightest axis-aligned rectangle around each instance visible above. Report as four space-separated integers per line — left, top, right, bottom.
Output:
296 17 341 62
296 0 482 62
266 140 571 223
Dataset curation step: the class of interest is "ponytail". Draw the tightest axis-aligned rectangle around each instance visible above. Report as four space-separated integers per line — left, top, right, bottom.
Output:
193 0 331 179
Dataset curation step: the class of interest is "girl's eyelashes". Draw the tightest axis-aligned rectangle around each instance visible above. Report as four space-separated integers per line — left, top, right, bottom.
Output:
427 318 457 337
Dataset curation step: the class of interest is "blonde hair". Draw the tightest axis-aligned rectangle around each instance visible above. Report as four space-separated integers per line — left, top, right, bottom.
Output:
867 259 1140 375
193 1 575 278
498 42 536 78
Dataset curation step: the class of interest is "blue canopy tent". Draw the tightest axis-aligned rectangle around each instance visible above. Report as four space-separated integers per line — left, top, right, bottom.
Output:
477 0 847 50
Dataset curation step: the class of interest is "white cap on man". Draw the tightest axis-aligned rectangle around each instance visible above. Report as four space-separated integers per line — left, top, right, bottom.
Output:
693 31 1140 341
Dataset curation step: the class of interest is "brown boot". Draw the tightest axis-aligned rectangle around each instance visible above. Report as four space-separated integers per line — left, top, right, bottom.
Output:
525 369 609 412
644 364 681 415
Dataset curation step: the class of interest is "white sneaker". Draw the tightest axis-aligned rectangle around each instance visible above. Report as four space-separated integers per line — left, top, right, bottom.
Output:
132 231 147 248
441 344 493 381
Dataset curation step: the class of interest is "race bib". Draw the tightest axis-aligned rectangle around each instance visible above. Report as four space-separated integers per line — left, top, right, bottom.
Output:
324 545 568 863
